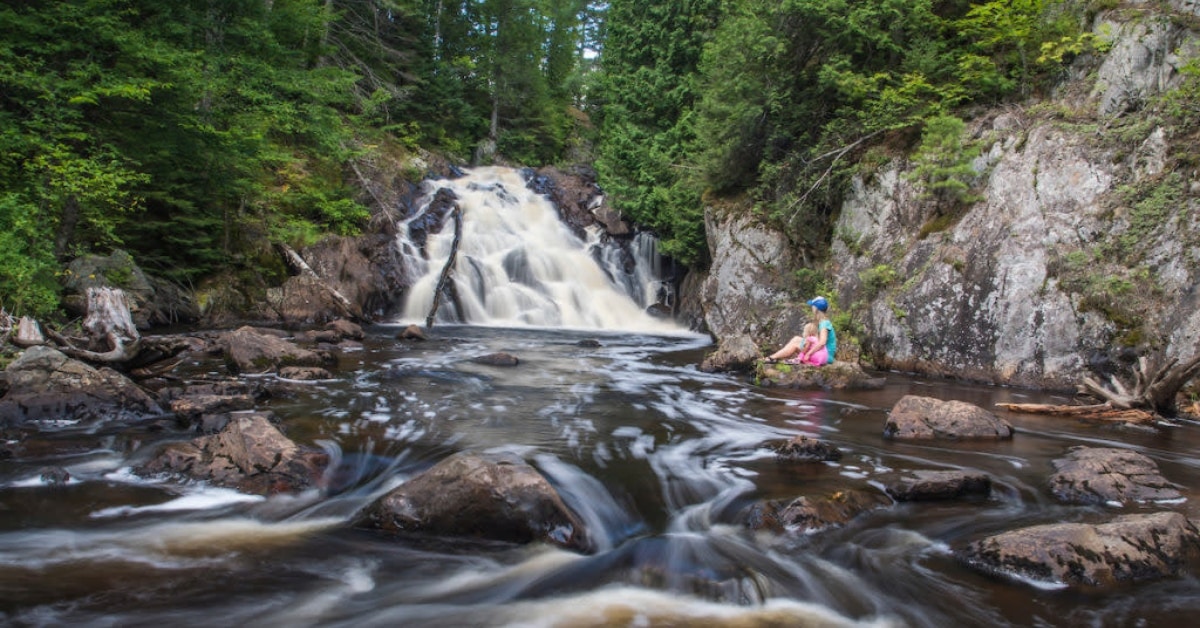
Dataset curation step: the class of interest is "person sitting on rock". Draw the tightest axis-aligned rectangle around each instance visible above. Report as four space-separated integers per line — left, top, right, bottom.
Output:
767 296 837 366
771 322 817 364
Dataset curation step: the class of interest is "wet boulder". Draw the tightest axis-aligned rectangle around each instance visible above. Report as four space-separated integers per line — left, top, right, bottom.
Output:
359 450 592 552
168 394 256 425
745 489 892 534
0 346 161 426
137 412 327 495
278 366 333 381
216 327 331 374
1048 446 1182 506
958 512 1200 589
472 352 520 367
772 435 843 462
699 335 759 373
325 319 364 341
398 324 427 340
758 360 885 390
884 395 1013 440
882 469 992 502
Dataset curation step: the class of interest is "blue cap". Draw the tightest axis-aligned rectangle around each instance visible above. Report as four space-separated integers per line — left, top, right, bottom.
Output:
807 296 828 312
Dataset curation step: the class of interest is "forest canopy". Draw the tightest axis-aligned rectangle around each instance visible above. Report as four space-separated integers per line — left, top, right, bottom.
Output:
0 0 1097 317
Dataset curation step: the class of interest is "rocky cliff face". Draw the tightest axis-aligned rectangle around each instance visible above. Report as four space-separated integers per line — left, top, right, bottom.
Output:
691 3 1200 387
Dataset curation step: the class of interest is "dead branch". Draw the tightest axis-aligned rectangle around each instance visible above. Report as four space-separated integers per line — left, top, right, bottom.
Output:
50 329 143 364
1078 353 1200 417
426 204 463 329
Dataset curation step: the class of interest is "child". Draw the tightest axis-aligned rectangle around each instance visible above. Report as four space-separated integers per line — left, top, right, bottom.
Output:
768 322 820 364
766 296 837 366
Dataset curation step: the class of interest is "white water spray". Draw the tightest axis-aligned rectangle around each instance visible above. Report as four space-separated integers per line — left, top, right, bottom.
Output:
396 167 681 332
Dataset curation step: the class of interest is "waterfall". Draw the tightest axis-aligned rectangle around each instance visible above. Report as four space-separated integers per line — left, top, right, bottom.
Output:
395 167 681 332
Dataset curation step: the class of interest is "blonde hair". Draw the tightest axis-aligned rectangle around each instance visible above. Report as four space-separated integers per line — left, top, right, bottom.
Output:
802 322 817 338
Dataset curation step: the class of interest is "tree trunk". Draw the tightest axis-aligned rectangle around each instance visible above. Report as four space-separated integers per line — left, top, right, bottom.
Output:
13 316 45 348
54 195 81 262
83 287 139 348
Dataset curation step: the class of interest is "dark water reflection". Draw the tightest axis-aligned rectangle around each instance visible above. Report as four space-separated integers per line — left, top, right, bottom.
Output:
2 325 1199 626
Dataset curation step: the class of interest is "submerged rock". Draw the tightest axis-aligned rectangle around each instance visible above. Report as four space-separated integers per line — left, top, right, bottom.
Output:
745 489 892 534
278 366 333 381
168 394 256 425
883 469 992 502
758 360 885 390
1048 446 1182 506
958 512 1200 589
884 395 1013 440
772 435 843 462
472 352 520 367
359 450 591 552
137 412 327 495
0 346 161 426
398 324 427 340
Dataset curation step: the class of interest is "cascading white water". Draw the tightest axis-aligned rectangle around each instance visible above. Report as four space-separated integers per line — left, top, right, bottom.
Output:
396 167 681 332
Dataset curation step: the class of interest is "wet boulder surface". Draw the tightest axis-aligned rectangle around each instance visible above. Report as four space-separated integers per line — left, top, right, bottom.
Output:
1048 446 1183 506
884 395 1014 440
958 512 1200 589
359 450 592 553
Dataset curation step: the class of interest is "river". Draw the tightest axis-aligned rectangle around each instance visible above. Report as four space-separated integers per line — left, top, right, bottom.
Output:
2 324 1199 627
3 166 1199 626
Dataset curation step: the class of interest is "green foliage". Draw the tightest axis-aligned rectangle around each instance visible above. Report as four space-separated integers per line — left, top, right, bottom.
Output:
906 115 982 212
792 268 831 300
0 194 60 317
859 264 899 297
0 0 601 315
1110 172 1185 262
592 0 721 266
1163 57 1200 131
595 0 1093 265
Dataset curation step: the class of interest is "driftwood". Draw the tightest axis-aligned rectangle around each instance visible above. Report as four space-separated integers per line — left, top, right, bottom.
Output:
996 353 1200 421
42 287 143 363
35 288 186 375
277 243 364 321
995 402 1156 424
426 204 463 328
1079 354 1200 417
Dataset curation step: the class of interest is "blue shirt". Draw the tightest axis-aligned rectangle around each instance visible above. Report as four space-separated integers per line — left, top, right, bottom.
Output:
820 319 837 363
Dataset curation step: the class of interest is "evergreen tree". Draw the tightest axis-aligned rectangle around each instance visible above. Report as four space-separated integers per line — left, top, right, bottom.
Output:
592 0 722 265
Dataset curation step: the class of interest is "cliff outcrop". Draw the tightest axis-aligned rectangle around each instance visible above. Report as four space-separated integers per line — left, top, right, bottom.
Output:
691 2 1200 388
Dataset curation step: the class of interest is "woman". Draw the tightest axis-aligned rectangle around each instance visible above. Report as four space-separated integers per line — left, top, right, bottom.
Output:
767 296 837 365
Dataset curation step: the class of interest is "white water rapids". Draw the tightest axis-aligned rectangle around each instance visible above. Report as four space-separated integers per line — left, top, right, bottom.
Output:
397 167 679 333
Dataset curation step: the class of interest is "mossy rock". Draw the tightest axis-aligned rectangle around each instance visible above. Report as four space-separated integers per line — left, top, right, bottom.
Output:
756 360 885 390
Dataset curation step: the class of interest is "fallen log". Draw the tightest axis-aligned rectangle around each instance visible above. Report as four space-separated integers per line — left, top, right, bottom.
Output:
995 402 1156 424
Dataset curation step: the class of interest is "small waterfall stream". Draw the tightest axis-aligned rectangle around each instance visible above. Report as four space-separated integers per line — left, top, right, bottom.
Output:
396 167 677 332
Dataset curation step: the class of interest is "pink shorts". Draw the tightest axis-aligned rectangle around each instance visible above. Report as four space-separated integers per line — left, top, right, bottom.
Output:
785 337 828 366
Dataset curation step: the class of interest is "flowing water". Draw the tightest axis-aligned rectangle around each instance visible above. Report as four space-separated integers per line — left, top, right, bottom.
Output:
2 169 1200 626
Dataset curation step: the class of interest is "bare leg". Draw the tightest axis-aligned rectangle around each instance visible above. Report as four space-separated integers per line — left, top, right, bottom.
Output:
768 336 806 360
